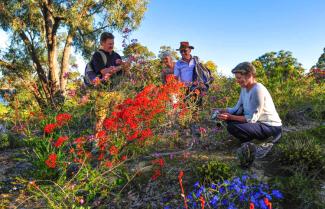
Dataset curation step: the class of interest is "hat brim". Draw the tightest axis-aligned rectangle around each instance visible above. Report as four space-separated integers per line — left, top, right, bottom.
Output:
231 69 247 74
176 46 194 51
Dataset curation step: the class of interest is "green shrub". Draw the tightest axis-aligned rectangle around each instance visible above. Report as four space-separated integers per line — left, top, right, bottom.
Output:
196 160 233 185
276 131 325 174
272 172 325 209
0 133 10 149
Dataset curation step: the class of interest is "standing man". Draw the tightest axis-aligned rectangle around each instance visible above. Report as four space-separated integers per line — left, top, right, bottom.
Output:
87 32 125 132
174 41 196 87
88 32 123 84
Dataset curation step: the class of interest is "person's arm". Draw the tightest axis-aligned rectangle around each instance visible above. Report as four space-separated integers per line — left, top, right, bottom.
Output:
218 113 246 122
227 90 243 114
245 86 265 123
173 63 180 79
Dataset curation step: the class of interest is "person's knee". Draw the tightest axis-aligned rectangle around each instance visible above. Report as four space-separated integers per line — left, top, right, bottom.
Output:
226 122 250 143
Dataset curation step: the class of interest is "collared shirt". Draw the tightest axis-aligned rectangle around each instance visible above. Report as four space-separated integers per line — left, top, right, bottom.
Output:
227 83 282 126
174 57 196 85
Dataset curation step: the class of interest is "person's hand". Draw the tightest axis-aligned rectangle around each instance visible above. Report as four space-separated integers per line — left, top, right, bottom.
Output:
100 68 111 75
218 113 232 121
103 72 112 81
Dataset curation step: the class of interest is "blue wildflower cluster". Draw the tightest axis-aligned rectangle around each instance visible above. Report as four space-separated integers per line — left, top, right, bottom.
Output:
165 174 283 209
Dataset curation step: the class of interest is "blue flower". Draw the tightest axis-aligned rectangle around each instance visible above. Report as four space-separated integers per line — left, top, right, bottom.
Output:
219 186 226 194
164 206 171 209
228 203 237 209
211 183 217 189
221 199 229 206
194 181 200 188
210 195 219 207
258 199 268 209
272 189 284 199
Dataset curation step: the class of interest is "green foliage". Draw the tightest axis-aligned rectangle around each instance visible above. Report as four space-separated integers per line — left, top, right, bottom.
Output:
253 50 304 84
197 160 233 185
158 45 179 60
272 172 325 209
276 129 325 175
0 133 9 149
315 47 325 70
0 0 148 108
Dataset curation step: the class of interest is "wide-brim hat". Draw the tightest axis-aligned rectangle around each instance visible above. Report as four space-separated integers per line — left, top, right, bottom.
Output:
176 41 194 51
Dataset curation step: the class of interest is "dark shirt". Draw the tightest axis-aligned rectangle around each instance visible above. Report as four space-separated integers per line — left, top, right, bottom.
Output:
91 49 122 78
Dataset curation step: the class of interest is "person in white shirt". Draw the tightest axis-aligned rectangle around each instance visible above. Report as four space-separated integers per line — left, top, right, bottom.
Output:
216 62 282 163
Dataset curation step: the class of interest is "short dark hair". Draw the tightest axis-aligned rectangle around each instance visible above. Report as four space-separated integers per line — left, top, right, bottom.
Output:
100 32 114 43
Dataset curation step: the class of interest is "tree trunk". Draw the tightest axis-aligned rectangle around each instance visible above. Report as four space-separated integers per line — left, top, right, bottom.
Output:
60 30 74 94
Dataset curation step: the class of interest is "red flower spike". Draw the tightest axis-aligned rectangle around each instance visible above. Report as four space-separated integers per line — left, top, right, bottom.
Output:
199 196 205 209
44 123 56 134
249 202 255 209
54 136 69 148
45 153 57 168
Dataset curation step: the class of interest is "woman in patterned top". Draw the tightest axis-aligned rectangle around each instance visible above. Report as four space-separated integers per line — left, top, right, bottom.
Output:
161 52 175 84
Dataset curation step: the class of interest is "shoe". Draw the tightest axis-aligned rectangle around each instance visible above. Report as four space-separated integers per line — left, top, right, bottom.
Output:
271 130 282 144
236 142 256 168
255 143 274 159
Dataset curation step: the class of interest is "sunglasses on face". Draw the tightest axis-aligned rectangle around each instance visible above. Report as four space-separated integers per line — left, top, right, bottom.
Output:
180 49 188 53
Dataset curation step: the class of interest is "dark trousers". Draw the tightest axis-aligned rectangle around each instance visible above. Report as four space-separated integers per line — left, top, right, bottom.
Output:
226 121 282 143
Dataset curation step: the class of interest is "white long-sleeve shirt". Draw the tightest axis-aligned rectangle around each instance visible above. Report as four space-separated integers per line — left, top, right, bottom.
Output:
227 83 282 126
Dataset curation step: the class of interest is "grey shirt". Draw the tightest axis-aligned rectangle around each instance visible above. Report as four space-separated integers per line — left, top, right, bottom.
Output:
227 83 282 126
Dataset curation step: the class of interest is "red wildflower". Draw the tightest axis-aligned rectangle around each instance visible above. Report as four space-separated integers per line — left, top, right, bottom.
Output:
151 169 161 180
74 137 85 145
140 128 153 141
98 152 105 161
152 158 165 167
199 196 205 209
109 145 119 155
264 198 272 209
54 136 69 148
178 170 188 209
56 113 72 126
45 153 57 168
249 202 255 209
96 130 106 138
44 123 56 134
127 131 139 141
121 155 127 161
105 160 113 168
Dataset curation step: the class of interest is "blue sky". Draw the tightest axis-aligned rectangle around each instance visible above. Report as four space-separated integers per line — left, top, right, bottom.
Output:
1 0 325 76
119 0 325 75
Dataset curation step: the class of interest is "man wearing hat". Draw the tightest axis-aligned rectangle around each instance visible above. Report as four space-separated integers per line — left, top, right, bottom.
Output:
215 62 282 166
174 41 196 86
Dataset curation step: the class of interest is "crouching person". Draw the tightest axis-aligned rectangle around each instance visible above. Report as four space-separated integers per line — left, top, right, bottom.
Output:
216 62 282 167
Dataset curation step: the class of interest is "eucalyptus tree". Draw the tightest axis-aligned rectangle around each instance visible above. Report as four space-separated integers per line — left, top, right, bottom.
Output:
0 0 148 108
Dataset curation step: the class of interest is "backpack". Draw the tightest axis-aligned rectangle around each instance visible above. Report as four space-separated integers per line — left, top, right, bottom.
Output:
192 56 214 90
84 50 107 86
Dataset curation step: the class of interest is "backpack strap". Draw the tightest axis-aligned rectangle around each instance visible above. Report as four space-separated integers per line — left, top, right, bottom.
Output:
97 50 107 66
